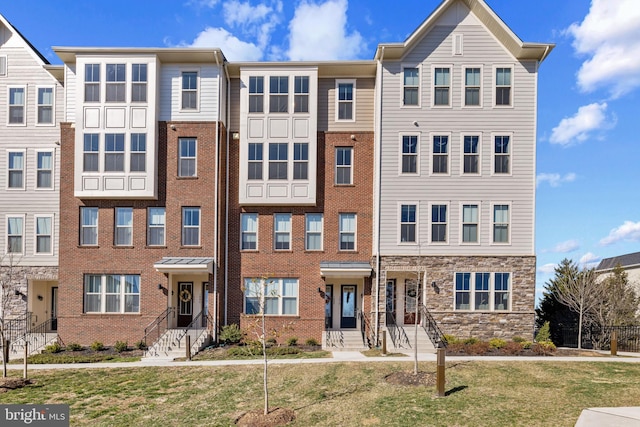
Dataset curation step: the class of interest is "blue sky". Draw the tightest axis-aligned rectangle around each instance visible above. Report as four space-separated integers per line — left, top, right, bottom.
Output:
4 0 640 304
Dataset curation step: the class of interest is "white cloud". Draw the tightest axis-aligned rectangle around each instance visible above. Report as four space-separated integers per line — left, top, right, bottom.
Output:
599 220 640 246
536 172 577 188
566 0 640 98
220 1 284 59
579 252 601 268
224 1 272 26
547 240 580 254
549 102 614 146
189 27 263 61
287 0 367 60
537 263 557 275
187 0 219 8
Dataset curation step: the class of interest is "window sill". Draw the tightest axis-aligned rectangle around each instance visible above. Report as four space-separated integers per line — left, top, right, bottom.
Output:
83 312 141 316
334 184 355 187
113 246 134 249
304 250 324 253
146 245 168 249
176 176 198 180
240 249 259 253
180 246 202 249
77 245 100 249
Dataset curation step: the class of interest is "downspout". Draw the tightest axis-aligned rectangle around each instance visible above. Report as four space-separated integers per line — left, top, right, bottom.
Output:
374 47 385 344
213 50 221 341
223 62 231 327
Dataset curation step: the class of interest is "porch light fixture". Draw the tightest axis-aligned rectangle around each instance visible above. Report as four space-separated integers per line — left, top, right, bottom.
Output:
14 289 25 297
37 295 44 301
158 283 163 290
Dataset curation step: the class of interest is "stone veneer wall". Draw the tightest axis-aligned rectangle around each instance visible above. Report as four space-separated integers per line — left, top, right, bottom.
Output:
0 266 58 320
376 256 536 340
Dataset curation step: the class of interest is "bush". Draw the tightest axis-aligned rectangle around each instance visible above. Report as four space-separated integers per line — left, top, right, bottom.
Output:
466 341 490 355
134 340 147 350
522 341 533 349
266 337 277 346
442 334 459 345
220 324 243 344
114 341 128 353
90 341 105 351
66 342 83 352
532 341 556 356
446 342 466 354
502 341 524 355
512 336 526 343
535 321 551 343
463 337 480 345
489 338 507 349
286 337 298 347
44 342 62 354
305 338 319 347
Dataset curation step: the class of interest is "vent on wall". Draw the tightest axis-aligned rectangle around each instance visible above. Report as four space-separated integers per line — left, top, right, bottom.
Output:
0 56 7 77
453 34 463 56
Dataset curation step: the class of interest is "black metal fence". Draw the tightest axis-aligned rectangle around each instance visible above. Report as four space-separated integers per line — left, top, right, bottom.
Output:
555 324 640 352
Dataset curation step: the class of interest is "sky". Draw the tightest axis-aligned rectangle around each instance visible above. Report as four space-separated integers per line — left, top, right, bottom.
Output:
3 0 640 304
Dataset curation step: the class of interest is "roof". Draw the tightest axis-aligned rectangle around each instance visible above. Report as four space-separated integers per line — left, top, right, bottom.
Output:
52 47 226 65
596 252 640 272
154 257 215 274
374 0 554 62
320 261 372 278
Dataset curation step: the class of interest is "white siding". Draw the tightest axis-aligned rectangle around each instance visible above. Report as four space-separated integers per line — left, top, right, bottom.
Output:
64 65 76 123
159 64 221 121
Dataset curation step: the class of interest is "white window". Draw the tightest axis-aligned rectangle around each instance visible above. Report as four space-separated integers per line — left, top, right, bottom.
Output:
335 147 352 185
182 71 198 110
248 143 263 180
37 87 54 124
83 134 100 172
433 67 450 106
464 67 481 106
7 215 24 254
35 215 53 254
432 135 449 174
178 138 197 177
7 151 24 189
430 204 447 243
130 134 146 172
455 272 510 311
402 67 419 106
400 204 417 243
115 207 133 246
493 135 511 174
241 213 258 250
268 143 287 180
294 76 309 113
336 80 355 121
305 213 323 251
455 273 471 310
0 56 6 77
462 135 480 174
80 207 98 246
495 67 512 106
182 207 200 246
131 64 147 102
8 86 25 124
462 204 479 243
401 135 418 174
84 274 140 313
269 76 288 113
274 213 291 250
249 76 264 113
494 273 511 310
105 134 125 172
36 151 53 189
84 64 100 102
244 278 298 315
147 207 165 246
475 273 490 310
106 64 126 102
293 143 308 180
339 213 356 251
493 204 510 243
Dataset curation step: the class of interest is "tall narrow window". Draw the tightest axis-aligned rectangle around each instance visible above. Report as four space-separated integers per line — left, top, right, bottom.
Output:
182 207 201 246
35 216 52 254
434 68 450 106
401 135 418 174
431 204 447 243
455 273 471 310
178 138 197 177
462 204 479 243
182 71 198 109
335 147 352 185
248 143 263 180
305 213 323 251
494 273 510 310
475 273 490 310
83 134 99 172
268 143 287 180
269 76 288 113
400 204 416 243
249 76 264 113
80 207 98 246
493 205 509 243
106 64 126 102
131 64 147 102
293 143 308 180
241 213 258 250
432 136 448 174
464 68 480 106
148 207 166 246
37 151 53 188
337 81 354 120
115 207 133 246
105 134 125 172
403 68 419 106
7 151 24 188
463 136 479 174
84 275 102 312
106 275 123 312
84 64 100 102
8 87 25 124
274 213 291 250
294 76 309 113
495 68 512 106
494 136 510 174
130 134 146 172
7 216 23 253
37 87 54 124
339 213 356 251
0 56 6 77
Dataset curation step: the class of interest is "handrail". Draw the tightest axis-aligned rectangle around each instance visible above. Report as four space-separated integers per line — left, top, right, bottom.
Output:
174 310 209 348
142 307 176 347
385 310 410 348
359 310 376 348
418 304 447 348
1 312 32 343
24 317 58 353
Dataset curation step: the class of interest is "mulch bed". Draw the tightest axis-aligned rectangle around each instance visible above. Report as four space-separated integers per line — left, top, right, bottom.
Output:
235 407 296 427
385 371 437 386
0 378 33 393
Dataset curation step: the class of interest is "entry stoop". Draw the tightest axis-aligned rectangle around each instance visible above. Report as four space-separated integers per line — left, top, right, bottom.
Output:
388 326 436 354
143 328 211 361
322 330 368 351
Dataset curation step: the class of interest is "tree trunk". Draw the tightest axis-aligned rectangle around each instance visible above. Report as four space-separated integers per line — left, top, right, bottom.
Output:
2 337 7 378
262 310 269 415
577 309 583 350
413 292 419 375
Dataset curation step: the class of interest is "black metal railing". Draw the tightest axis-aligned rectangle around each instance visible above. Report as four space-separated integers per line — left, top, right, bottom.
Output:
24 318 58 353
556 324 640 352
175 311 211 353
418 304 447 348
1 312 32 343
359 310 376 348
142 307 176 348
385 311 410 348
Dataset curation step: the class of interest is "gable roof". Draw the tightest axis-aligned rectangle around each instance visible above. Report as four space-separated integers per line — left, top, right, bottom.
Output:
596 252 640 272
374 0 554 62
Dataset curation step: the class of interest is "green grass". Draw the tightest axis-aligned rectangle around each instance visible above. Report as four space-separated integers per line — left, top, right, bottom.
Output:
361 349 407 357
1 361 640 426
9 353 141 364
180 346 331 361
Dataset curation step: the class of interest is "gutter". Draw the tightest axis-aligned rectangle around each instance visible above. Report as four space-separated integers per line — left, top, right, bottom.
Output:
213 50 221 342
374 46 385 344
223 61 231 327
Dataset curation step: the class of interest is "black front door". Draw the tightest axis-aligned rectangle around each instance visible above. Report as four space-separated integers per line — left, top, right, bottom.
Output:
340 285 356 328
325 285 333 329
177 282 193 327
51 287 58 331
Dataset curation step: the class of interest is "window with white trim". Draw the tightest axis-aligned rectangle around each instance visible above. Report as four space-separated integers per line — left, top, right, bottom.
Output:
475 273 490 310
400 204 417 243
248 143 263 180
464 68 480 106
182 71 198 109
305 213 323 251
494 273 510 310
84 64 100 102
80 207 98 246
37 151 53 188
455 272 510 311
249 76 264 113
182 207 200 246
455 273 470 310
178 138 197 177
35 215 52 254
115 207 133 246
335 147 352 185
431 204 447 243
495 67 512 106
274 213 291 250
0 56 6 77
130 134 146 172
105 134 125 172
336 80 355 120
434 67 450 106
244 278 298 315
493 204 509 243
7 151 24 188
84 274 140 313
294 76 309 113
241 213 258 250
37 87 54 124
403 67 419 106
268 143 288 180
83 134 99 172
339 213 356 251
401 135 418 174
432 136 448 174
8 87 25 124
106 64 126 102
7 216 23 254
131 64 147 102
147 207 165 246
269 76 288 113
462 204 478 243
494 135 510 174
293 143 308 180
463 136 480 174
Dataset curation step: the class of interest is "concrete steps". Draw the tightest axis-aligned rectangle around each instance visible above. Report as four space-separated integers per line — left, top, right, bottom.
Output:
6 333 58 357
387 325 436 354
143 328 211 361
323 330 368 351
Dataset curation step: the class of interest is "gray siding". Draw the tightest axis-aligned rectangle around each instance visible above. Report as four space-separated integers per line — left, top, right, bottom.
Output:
64 65 76 123
159 64 221 121
318 78 375 132
229 78 240 132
